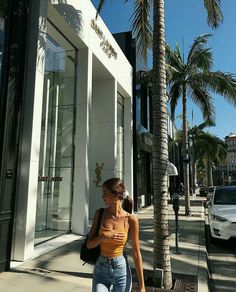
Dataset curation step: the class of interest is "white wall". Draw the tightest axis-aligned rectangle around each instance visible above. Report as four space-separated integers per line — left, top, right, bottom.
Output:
123 95 133 196
89 79 117 217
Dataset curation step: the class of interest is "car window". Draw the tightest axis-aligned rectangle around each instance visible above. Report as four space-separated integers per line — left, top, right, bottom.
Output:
214 188 236 205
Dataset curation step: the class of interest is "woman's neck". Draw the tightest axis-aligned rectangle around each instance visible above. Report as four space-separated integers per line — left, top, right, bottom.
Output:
109 201 123 218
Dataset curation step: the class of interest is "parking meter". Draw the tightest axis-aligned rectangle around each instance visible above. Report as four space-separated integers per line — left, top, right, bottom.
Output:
172 192 181 254
172 192 179 213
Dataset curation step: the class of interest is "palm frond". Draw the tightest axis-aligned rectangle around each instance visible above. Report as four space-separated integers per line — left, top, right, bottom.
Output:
188 82 216 122
194 71 236 105
173 129 183 144
194 131 227 164
169 81 182 119
130 0 152 63
189 48 213 71
175 43 183 61
140 69 153 84
189 118 215 137
204 0 224 29
197 118 216 129
187 34 212 69
166 43 184 72
95 0 107 18
166 64 180 82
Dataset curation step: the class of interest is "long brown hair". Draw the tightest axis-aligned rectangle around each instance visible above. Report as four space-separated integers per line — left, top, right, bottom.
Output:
102 178 133 214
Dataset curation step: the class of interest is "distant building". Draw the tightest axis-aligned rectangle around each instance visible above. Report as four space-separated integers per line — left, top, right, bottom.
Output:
214 133 236 186
225 133 236 171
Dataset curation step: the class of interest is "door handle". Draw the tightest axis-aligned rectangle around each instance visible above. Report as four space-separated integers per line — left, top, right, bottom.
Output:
6 169 14 179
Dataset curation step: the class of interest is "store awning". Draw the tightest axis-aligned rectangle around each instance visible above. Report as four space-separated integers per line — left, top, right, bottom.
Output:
167 161 178 176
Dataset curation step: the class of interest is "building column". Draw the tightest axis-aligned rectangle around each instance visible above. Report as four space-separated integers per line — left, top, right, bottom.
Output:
11 0 48 261
71 48 92 235
123 95 133 197
89 78 117 217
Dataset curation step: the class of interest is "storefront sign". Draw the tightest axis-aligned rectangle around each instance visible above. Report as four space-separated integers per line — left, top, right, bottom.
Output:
93 162 104 187
91 19 117 60
38 176 63 182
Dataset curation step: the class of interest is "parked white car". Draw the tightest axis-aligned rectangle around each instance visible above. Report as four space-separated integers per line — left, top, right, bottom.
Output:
208 186 236 240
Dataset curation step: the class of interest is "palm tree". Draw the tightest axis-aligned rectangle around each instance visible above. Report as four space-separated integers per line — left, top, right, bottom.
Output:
188 120 215 193
166 34 236 216
96 0 224 289
194 131 227 187
170 119 215 192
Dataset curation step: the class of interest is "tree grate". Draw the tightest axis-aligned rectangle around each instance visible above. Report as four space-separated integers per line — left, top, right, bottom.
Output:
132 270 198 291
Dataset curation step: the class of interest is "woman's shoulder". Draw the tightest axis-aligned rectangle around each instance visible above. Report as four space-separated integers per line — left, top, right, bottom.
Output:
128 213 138 224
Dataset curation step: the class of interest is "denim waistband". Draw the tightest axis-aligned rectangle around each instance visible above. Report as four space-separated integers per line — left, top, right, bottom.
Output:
98 255 124 262
97 255 125 268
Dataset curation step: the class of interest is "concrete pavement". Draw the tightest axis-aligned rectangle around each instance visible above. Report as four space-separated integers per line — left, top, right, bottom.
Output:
0 197 208 291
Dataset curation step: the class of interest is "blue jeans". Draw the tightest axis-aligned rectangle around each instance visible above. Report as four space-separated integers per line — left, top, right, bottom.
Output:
92 255 132 292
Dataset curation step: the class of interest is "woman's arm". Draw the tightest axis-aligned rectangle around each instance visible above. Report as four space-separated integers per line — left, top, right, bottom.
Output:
87 209 125 249
87 209 106 249
129 215 146 292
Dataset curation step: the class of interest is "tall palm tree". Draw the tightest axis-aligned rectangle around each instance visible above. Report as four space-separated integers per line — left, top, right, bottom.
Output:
95 0 224 289
166 34 236 216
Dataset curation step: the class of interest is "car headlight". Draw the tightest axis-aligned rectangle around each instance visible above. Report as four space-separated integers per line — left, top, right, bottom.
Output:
211 214 228 222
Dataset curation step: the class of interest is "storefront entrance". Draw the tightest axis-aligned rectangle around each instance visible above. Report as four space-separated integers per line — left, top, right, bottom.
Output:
35 23 76 244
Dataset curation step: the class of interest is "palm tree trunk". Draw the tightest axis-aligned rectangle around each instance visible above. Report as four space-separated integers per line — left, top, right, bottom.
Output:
152 0 172 289
205 158 209 187
192 137 196 193
209 162 213 186
182 83 191 215
207 156 213 187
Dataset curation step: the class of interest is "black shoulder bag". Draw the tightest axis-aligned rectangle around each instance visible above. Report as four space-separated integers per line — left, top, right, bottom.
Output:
80 208 104 265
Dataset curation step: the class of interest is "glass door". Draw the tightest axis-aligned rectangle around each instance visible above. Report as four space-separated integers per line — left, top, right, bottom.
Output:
35 24 76 244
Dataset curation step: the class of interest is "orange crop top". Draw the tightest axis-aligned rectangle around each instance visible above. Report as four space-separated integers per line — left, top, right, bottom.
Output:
99 219 129 258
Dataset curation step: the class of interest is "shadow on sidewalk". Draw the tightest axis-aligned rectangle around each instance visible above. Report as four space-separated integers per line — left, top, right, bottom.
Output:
12 266 93 280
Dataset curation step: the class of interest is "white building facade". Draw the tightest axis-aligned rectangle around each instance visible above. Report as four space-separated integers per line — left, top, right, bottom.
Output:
11 0 133 262
225 133 236 171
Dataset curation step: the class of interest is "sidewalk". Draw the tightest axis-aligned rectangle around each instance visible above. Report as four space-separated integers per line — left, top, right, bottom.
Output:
0 197 208 291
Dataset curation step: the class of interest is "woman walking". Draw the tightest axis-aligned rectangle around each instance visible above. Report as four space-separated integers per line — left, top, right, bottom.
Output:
87 178 145 292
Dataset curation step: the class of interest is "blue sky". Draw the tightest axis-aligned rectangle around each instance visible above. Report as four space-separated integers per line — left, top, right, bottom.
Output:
92 0 236 140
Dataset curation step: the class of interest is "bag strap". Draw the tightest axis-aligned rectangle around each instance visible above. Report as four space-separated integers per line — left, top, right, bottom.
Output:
95 208 104 235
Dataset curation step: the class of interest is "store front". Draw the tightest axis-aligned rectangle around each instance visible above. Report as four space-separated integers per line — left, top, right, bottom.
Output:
8 0 133 263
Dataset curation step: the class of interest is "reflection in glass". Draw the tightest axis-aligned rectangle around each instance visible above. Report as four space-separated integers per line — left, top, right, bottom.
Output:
116 93 124 179
0 1 8 92
35 26 76 244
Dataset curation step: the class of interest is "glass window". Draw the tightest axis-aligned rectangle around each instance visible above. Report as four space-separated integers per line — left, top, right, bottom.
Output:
35 23 76 244
116 93 124 180
214 188 236 205
0 1 8 91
